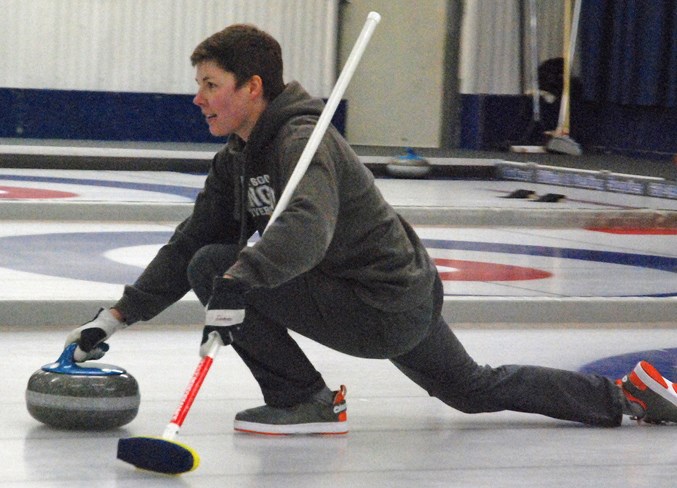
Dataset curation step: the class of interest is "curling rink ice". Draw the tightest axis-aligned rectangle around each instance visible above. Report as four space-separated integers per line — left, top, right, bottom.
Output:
1 164 676 487
4 325 677 488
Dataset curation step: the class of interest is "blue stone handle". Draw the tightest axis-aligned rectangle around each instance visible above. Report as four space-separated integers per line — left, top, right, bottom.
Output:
42 343 123 376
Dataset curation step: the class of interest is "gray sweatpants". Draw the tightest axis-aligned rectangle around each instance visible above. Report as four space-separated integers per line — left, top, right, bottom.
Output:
187 244 624 426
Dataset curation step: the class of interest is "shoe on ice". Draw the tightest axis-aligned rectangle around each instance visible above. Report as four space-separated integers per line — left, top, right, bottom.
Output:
234 385 348 435
618 361 677 424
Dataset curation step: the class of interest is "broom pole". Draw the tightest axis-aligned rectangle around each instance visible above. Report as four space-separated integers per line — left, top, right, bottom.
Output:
266 12 382 230
556 0 581 136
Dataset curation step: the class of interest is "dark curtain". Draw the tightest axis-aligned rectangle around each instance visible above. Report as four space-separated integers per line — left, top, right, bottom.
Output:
580 0 677 107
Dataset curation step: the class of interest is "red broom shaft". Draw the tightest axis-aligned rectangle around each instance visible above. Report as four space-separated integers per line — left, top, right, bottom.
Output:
171 356 214 427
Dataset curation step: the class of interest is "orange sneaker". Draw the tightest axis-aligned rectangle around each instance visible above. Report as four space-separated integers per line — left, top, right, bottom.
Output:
618 361 677 424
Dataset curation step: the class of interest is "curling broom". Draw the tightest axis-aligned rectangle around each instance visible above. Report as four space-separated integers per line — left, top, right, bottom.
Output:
546 0 582 155
510 0 547 153
116 11 382 475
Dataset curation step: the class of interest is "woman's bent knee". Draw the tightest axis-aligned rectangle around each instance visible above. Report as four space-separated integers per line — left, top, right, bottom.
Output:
187 244 239 304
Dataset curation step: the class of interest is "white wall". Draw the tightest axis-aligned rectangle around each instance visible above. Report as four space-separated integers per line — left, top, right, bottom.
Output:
460 0 565 95
1 0 568 147
460 0 521 94
339 0 449 147
0 0 338 96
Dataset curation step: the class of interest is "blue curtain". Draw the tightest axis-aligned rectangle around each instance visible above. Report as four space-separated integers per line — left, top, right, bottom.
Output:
580 0 677 107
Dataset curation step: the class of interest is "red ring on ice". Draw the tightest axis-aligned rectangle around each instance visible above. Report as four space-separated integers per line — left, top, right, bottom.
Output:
0 186 78 199
434 258 552 281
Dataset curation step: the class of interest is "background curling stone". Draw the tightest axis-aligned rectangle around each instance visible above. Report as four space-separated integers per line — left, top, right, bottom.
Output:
26 344 140 430
385 148 432 178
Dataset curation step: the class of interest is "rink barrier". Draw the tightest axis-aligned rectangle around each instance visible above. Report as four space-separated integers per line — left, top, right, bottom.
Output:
1 297 676 327
2 201 676 228
496 161 677 200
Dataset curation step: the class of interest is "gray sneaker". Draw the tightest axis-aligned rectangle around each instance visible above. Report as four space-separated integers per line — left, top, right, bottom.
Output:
618 361 677 424
234 385 348 435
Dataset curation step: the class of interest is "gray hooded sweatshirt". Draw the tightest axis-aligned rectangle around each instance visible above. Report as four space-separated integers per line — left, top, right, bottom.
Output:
115 82 436 324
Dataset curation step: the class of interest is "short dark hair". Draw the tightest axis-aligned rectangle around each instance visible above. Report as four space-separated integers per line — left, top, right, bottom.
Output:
191 24 285 101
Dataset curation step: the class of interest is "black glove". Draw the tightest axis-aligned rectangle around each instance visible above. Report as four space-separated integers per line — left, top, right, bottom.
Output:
200 277 249 357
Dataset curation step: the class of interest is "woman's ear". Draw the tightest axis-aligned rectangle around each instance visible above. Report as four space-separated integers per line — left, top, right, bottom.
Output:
247 75 264 99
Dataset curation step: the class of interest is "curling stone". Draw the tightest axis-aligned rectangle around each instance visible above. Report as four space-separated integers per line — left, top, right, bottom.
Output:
26 343 140 430
385 148 432 179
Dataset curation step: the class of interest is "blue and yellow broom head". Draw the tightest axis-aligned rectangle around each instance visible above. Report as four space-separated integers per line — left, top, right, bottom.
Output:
117 436 200 475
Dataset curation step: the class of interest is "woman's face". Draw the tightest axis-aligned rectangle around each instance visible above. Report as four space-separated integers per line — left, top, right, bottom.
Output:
193 61 261 140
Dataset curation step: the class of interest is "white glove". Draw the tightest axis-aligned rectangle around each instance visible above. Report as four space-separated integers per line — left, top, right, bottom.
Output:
64 308 127 362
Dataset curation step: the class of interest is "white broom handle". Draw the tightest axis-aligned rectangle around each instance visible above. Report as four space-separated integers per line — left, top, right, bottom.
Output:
264 11 381 232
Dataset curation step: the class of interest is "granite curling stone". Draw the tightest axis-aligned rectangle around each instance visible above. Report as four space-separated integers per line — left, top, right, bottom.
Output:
385 147 432 178
26 343 140 430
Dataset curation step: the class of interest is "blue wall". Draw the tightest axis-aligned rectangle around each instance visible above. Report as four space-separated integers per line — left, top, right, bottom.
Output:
459 94 559 150
3 86 673 160
573 102 677 159
0 88 347 143
460 93 677 160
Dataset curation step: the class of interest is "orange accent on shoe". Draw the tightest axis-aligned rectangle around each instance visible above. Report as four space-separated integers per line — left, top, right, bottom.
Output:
338 411 347 422
334 385 347 404
640 361 668 389
629 371 647 390
673 383 677 395
616 378 648 412
622 389 647 412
